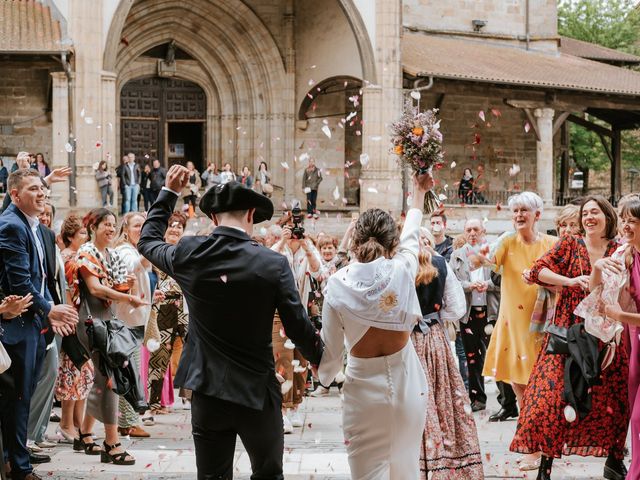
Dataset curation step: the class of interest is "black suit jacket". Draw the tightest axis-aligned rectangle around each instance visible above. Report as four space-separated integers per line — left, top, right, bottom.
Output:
138 190 323 410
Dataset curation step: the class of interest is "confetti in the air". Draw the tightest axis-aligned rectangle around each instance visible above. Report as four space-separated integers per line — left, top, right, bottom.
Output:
280 161 290 170
360 153 369 166
524 122 531 133
367 187 378 194
478 111 485 122
333 186 340 200
322 125 332 138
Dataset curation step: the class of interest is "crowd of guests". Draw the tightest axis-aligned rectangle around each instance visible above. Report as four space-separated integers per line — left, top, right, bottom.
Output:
4 150 640 480
96 154 276 216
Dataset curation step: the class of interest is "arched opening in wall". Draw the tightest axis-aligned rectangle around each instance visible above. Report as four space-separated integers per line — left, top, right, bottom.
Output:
120 75 207 172
298 76 363 206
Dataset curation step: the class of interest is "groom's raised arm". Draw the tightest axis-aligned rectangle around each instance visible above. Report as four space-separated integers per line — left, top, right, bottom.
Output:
138 165 191 277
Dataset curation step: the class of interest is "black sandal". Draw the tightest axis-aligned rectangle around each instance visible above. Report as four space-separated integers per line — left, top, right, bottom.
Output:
101 441 135 465
73 430 101 455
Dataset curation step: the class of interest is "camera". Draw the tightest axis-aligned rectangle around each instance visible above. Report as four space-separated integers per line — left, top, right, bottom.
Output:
291 206 305 240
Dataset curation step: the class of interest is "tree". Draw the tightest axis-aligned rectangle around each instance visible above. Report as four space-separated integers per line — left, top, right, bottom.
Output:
558 0 640 54
558 0 640 193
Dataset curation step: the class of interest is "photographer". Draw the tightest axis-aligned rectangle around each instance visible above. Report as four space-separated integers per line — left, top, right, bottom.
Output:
271 207 321 432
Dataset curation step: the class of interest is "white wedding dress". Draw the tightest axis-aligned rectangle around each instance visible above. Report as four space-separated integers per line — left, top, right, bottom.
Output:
319 208 428 480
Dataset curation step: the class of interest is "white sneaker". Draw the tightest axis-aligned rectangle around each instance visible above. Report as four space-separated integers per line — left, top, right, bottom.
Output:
310 386 330 397
288 409 303 427
26 440 43 453
35 439 57 449
283 414 293 434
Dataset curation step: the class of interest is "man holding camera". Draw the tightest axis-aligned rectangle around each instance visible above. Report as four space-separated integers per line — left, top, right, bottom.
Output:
271 207 321 432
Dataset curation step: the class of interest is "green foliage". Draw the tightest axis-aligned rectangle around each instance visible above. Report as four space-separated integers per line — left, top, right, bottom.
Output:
568 123 609 171
558 0 640 178
558 0 640 54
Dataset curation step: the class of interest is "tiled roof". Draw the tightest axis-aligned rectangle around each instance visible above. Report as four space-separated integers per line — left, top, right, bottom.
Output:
403 33 640 96
0 0 64 53
559 36 640 65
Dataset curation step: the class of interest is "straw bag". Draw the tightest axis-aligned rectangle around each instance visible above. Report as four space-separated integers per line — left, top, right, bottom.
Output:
143 309 161 351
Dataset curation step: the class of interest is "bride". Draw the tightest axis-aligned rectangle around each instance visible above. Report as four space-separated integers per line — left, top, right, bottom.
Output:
318 173 432 479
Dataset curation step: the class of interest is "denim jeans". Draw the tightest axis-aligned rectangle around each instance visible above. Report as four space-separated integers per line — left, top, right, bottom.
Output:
455 333 469 392
123 184 140 213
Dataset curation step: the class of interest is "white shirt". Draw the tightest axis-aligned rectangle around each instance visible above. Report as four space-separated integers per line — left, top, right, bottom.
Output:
113 243 151 327
26 214 46 296
318 208 423 386
469 266 486 306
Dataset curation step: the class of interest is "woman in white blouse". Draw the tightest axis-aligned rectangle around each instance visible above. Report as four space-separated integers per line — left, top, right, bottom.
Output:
319 173 432 480
114 212 152 437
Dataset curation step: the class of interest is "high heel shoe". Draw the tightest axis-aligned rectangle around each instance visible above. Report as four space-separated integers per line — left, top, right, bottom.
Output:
536 456 553 480
604 453 627 480
73 431 101 455
100 441 135 465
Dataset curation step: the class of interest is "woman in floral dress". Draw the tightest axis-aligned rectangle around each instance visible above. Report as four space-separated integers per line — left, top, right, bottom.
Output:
55 215 93 443
511 196 628 480
412 229 483 479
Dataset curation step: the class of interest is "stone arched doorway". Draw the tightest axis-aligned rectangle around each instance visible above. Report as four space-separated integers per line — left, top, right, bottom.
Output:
120 76 207 171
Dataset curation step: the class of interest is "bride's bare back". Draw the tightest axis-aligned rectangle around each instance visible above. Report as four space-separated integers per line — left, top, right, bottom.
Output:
350 327 410 358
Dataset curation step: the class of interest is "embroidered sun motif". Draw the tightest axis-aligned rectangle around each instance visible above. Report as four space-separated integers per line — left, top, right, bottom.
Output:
378 292 398 313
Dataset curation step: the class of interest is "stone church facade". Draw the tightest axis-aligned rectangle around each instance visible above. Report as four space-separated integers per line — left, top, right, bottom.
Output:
2 0 640 218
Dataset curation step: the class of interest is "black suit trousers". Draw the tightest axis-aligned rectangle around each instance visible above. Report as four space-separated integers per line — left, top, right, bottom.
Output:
461 306 491 404
191 391 284 480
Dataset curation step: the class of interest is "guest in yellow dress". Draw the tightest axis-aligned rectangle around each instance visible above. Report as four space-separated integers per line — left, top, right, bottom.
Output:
478 192 556 404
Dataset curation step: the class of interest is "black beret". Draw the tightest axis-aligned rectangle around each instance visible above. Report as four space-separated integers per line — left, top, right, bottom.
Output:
199 181 274 224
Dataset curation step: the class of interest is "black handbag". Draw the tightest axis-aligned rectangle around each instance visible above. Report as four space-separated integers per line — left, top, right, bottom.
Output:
545 244 587 356
546 324 570 355
61 334 91 370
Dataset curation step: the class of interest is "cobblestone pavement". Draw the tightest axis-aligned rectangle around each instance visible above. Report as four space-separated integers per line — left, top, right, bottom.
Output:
34 382 614 479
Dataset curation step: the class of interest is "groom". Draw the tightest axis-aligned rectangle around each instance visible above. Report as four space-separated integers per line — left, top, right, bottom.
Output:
138 165 323 479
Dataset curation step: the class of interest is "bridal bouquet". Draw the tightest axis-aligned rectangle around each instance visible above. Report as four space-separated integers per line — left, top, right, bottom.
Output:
390 102 443 213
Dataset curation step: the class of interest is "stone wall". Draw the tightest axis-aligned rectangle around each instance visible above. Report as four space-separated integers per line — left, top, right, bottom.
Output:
403 0 557 39
0 62 54 160
420 92 544 204
295 0 364 107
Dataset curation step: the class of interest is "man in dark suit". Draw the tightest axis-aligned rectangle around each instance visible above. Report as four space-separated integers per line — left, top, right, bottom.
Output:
0 169 78 480
138 165 323 480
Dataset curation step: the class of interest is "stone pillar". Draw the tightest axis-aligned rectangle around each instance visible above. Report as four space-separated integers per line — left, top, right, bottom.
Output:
282 0 296 206
360 0 403 214
101 71 117 209
50 72 70 208
534 108 555 206
68 0 105 210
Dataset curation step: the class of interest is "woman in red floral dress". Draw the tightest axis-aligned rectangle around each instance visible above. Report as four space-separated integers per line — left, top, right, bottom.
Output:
510 196 629 480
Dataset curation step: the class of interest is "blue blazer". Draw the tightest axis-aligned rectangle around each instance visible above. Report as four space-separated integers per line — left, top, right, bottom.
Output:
0 204 52 344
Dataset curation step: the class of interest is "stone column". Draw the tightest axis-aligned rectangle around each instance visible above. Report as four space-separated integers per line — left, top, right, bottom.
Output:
360 0 403 214
534 108 555 206
101 71 117 209
68 0 105 209
50 72 70 208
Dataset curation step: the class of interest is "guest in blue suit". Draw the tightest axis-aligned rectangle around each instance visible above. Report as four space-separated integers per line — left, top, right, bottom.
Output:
0 169 79 480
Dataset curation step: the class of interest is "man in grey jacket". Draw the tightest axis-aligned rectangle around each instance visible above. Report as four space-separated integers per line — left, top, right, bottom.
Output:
450 219 505 413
